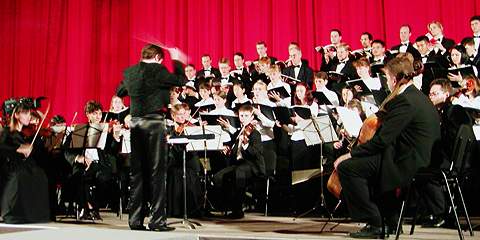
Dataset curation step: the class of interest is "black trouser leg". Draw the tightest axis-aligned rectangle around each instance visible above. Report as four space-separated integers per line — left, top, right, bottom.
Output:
337 155 382 227
147 123 168 227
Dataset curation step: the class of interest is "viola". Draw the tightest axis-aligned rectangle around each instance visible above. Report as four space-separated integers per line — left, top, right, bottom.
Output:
327 114 382 199
21 124 53 139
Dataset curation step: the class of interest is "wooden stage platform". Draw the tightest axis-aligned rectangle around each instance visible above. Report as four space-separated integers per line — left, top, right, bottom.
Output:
0 212 478 240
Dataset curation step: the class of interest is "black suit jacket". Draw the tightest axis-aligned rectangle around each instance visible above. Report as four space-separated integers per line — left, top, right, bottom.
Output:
351 85 441 193
116 61 185 117
329 59 358 80
391 43 421 60
196 67 221 79
230 129 265 177
440 37 456 51
282 63 314 86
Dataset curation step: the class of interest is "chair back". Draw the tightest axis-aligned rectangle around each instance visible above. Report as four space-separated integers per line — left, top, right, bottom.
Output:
449 124 475 174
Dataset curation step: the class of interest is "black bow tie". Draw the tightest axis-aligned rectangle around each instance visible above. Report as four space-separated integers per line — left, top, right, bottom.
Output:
401 43 408 46
294 65 300 69
339 61 347 64
474 36 480 38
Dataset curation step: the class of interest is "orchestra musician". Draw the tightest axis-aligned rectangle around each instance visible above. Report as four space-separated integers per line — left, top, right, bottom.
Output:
213 104 265 219
166 103 202 217
334 55 440 238
63 100 118 221
0 100 50 223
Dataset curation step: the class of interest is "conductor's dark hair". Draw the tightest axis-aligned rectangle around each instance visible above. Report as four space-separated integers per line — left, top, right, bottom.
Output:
141 44 164 60
84 100 103 114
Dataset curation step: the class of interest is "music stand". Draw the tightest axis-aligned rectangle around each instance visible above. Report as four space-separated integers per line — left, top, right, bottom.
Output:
167 128 217 229
293 115 338 228
65 123 106 221
183 125 228 211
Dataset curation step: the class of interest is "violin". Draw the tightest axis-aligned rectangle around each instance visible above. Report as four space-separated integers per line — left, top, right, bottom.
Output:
241 123 255 145
21 124 53 139
174 120 195 134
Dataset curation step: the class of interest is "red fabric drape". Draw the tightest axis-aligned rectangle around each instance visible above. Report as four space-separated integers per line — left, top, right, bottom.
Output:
1 0 479 121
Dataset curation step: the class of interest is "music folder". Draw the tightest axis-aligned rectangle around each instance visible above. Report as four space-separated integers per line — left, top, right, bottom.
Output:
292 105 312 119
267 86 291 99
273 106 293 125
327 71 349 82
200 113 240 128
448 66 476 88
370 63 385 77
312 91 333 105
253 103 275 121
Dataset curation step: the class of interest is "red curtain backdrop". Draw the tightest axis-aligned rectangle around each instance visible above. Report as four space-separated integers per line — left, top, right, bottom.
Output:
1 0 479 122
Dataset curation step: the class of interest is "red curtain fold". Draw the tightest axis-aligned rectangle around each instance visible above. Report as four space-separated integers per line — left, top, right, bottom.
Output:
1 0 479 122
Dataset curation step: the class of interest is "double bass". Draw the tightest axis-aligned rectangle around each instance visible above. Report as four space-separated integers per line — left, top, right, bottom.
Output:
327 114 382 199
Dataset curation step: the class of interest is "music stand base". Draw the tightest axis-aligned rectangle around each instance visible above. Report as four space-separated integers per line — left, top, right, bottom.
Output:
168 219 202 229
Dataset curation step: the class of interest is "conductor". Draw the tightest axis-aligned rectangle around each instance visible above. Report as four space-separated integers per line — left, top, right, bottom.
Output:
116 44 186 231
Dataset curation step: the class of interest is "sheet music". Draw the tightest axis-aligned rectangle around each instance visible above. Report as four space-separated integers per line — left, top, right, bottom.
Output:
302 115 338 146
85 149 100 161
336 107 362 138
473 125 480 141
121 129 131 153
94 124 109 150
183 125 230 151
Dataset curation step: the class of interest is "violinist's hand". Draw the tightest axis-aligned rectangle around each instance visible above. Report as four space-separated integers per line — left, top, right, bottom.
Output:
333 141 343 150
250 120 259 126
16 144 32 158
275 120 282 127
76 156 93 170
222 145 231 155
334 153 351 170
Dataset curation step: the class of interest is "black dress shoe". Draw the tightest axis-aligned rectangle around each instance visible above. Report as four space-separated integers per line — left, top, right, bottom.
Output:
130 225 147 231
422 215 445 228
226 211 244 219
148 224 175 232
90 210 102 221
350 224 384 239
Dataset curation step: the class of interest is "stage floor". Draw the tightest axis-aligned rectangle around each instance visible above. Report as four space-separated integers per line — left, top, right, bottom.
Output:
0 212 478 240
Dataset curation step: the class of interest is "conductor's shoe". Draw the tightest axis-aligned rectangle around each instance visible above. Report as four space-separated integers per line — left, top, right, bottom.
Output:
148 224 175 232
130 225 147 231
349 224 384 239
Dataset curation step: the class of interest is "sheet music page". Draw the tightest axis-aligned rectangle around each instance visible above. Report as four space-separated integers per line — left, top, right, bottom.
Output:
336 107 362 137
473 125 480 141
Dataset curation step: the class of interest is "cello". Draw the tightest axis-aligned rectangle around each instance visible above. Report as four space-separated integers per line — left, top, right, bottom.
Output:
327 114 382 199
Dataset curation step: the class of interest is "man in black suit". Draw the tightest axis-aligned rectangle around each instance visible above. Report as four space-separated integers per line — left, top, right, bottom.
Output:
462 37 480 70
214 105 265 219
415 36 449 94
233 52 253 95
471 16 480 56
334 56 441 238
282 44 313 86
428 21 455 53
391 25 421 60
196 54 221 78
318 29 343 72
326 43 357 93
116 44 186 231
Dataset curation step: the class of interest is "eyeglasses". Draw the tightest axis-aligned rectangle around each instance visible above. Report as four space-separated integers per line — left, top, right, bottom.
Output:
429 91 444 97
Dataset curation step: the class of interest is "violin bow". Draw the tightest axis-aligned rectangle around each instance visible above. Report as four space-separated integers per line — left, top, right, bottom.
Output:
29 100 51 151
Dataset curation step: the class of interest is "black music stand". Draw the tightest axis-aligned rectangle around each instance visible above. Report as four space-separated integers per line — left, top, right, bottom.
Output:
293 115 338 231
167 130 216 229
183 125 229 212
64 123 106 221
